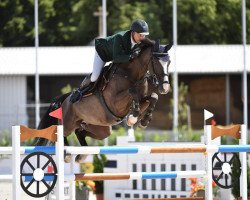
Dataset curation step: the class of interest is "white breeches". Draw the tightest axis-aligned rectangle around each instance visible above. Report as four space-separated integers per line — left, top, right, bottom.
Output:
90 50 106 82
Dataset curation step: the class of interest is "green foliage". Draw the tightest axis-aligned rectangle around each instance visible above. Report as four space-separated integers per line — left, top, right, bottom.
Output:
1 0 250 46
179 129 203 142
0 130 10 146
61 84 73 94
168 81 204 142
108 126 127 145
93 154 107 194
232 154 250 198
149 132 170 142
67 132 81 146
134 127 146 142
108 0 164 40
0 130 11 159
22 138 36 146
169 81 192 141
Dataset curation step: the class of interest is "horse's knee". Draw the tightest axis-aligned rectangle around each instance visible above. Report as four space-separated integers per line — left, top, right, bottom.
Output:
97 130 111 140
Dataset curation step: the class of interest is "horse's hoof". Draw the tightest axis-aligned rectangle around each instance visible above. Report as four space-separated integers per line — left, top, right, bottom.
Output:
139 123 147 129
139 120 148 129
75 154 88 163
127 115 138 126
64 150 72 163
160 83 171 94
64 154 72 163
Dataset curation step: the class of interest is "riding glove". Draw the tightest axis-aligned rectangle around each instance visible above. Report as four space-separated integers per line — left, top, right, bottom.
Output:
129 51 139 60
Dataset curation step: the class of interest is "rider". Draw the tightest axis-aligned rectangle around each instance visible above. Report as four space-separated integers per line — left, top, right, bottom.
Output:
79 19 150 90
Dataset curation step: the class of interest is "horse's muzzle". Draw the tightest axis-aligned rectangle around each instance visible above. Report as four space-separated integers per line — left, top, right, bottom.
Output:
159 83 171 94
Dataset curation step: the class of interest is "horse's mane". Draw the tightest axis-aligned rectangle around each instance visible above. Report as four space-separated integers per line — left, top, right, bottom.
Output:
140 38 155 50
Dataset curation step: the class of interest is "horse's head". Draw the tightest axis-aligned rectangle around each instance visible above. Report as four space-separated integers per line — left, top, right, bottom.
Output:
138 40 172 94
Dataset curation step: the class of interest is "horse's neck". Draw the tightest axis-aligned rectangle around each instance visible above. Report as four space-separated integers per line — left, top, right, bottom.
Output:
132 47 151 78
109 47 151 87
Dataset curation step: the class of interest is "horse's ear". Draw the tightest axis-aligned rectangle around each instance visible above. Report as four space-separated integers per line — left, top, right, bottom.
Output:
164 42 173 53
153 39 160 52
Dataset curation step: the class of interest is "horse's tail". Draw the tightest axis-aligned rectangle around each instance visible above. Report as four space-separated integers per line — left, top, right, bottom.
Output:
34 93 70 146
38 93 71 129
37 104 58 130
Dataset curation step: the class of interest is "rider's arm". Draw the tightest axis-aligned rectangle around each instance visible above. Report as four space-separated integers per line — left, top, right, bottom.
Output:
112 35 130 63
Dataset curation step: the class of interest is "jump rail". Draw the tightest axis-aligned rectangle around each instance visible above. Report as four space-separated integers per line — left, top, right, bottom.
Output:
0 110 248 200
2 145 250 155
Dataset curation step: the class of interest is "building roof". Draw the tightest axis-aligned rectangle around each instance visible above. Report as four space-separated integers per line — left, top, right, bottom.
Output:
0 47 95 75
0 45 249 75
172 45 249 74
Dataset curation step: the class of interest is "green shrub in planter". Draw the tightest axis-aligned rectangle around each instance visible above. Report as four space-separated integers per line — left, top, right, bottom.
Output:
232 153 250 198
93 154 107 194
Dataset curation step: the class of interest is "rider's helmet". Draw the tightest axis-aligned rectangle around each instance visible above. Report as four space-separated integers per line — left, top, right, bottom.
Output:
130 19 149 35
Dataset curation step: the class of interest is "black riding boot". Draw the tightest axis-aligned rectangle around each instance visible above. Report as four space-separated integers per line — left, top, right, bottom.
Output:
70 75 92 103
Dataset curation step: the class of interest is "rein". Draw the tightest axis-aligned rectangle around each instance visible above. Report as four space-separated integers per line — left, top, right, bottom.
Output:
96 46 169 121
150 56 169 85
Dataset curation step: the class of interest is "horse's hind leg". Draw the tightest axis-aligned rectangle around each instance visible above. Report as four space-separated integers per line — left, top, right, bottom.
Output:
74 128 89 163
73 124 111 163
64 136 73 163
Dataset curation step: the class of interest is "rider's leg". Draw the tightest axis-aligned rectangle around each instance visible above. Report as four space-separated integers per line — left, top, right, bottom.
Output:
80 50 105 89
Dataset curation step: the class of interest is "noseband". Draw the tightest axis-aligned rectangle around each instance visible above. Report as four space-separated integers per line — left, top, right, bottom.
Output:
150 53 170 85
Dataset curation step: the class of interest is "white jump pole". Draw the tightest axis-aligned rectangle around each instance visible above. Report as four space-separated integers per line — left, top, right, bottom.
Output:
240 124 247 200
204 125 213 200
12 126 21 200
55 125 65 199
7 122 248 200
70 157 76 200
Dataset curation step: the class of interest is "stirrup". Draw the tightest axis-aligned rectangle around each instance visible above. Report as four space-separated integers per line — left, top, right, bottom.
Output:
69 88 83 103
70 81 95 103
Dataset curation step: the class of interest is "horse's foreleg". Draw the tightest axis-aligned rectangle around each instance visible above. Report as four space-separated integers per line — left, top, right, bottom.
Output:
130 87 141 116
127 87 141 126
139 92 158 128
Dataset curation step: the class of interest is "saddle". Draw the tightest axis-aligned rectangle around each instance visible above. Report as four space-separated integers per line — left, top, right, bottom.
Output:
70 63 116 103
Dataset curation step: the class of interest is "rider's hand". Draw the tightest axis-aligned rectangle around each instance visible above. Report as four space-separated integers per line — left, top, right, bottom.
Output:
129 51 139 60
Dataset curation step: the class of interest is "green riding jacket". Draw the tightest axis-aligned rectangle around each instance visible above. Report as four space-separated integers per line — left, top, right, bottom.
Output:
95 30 132 63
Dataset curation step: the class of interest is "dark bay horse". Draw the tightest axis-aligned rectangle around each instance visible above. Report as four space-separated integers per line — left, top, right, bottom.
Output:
37 41 171 161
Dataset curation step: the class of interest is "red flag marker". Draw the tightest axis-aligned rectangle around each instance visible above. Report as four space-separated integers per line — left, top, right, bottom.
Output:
49 107 63 124
211 119 216 126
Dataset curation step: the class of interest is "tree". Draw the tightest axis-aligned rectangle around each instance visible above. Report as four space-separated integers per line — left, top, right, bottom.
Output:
0 0 34 46
0 0 249 46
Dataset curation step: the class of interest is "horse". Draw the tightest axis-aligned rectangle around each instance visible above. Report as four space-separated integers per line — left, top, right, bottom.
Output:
36 40 171 162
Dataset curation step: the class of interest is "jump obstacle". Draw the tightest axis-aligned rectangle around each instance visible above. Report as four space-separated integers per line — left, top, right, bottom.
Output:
0 110 248 200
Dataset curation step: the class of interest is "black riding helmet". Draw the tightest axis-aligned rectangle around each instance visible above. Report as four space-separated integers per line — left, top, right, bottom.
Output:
130 19 149 35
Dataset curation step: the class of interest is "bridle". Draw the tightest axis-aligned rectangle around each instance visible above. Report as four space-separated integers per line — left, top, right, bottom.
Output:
113 46 170 88
150 54 170 85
